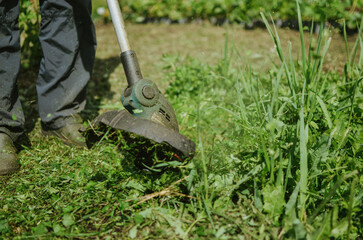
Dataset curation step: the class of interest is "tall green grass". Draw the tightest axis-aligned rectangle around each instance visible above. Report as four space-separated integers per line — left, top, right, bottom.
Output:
164 1 362 238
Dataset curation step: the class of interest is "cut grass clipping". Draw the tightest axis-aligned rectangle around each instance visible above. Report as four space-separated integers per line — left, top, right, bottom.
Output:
84 124 188 172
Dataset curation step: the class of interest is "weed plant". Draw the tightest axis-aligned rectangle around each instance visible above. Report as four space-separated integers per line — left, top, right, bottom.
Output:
1 1 362 239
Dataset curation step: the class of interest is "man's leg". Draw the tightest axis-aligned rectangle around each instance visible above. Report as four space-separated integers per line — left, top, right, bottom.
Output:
0 0 24 141
37 0 96 147
0 0 22 174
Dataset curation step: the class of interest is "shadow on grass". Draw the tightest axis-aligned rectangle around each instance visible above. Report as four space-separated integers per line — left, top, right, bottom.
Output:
17 56 121 134
82 56 120 122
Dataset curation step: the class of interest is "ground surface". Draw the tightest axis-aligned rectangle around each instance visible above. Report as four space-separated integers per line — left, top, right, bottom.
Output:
1 23 361 239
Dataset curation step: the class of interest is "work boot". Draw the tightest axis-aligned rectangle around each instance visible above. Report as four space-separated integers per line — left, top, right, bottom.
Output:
42 115 87 148
0 133 20 175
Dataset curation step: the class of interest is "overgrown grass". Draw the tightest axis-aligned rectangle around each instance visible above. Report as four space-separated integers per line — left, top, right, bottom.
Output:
1 1 362 239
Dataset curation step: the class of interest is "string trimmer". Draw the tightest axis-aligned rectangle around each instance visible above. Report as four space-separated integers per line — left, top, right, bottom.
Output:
86 0 195 159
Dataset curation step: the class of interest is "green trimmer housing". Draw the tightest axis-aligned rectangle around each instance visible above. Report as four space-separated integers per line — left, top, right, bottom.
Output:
86 0 195 158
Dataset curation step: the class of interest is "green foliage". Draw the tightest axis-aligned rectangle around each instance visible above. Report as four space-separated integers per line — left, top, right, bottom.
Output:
19 0 361 69
19 0 41 69
104 0 362 28
262 184 285 222
161 3 362 236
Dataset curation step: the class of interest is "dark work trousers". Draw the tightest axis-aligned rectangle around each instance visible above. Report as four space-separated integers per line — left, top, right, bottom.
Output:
0 0 97 142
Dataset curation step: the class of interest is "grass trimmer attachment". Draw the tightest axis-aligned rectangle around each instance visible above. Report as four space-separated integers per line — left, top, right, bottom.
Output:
85 0 195 160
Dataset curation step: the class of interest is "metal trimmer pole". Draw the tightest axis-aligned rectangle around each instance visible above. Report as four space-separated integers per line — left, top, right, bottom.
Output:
107 0 143 87
106 0 131 52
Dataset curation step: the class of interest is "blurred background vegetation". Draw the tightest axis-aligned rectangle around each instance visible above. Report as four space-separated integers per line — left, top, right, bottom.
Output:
92 0 362 29
19 0 361 69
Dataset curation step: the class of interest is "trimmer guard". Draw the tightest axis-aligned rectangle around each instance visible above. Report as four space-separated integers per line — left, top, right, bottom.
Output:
86 110 195 158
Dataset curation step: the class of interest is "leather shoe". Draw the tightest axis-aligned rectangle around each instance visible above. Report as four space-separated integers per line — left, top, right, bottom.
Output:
42 115 87 148
0 133 19 175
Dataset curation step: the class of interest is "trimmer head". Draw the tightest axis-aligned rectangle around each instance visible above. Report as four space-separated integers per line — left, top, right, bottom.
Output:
86 110 195 158
89 0 196 161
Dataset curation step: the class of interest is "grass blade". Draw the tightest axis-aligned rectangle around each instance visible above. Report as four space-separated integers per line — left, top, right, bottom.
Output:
296 0 307 76
316 95 333 129
308 171 358 223
343 20 350 71
299 75 308 219
260 13 284 62
285 182 300 216
270 64 284 120
288 41 298 97
350 17 363 66
347 177 357 239
299 107 308 219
